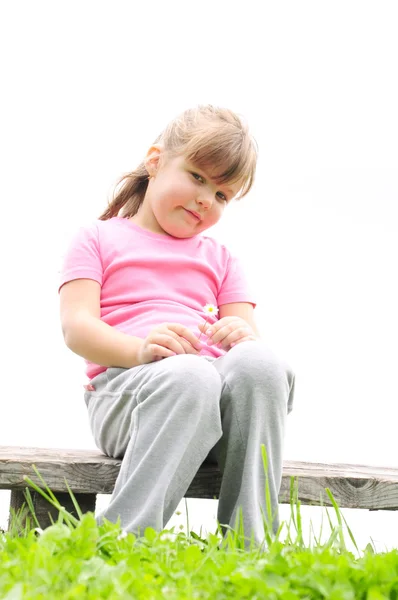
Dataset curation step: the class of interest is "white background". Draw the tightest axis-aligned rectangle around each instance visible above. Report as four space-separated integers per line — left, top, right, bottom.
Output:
1 1 397 554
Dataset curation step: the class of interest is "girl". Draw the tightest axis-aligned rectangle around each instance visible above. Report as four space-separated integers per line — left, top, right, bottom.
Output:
59 105 295 548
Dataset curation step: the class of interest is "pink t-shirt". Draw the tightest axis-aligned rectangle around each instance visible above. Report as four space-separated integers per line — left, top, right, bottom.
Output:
59 217 256 379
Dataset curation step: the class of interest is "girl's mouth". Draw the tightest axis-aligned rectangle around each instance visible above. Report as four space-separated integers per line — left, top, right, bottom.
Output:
184 209 201 221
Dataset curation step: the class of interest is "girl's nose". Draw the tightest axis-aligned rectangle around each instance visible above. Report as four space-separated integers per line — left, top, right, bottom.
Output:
197 191 213 209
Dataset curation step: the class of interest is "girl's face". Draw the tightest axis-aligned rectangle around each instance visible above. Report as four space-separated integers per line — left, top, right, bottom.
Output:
131 147 241 238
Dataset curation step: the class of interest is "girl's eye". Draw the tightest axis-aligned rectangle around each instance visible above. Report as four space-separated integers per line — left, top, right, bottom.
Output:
191 172 227 202
191 172 204 183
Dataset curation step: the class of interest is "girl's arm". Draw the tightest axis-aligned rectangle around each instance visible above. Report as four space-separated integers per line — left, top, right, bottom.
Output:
218 302 260 337
60 279 144 368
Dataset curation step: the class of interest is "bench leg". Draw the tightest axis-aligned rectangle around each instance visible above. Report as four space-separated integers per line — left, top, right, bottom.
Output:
9 489 97 532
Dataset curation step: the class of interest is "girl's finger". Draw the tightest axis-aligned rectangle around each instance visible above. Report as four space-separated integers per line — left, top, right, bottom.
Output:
167 323 202 351
208 324 251 347
175 336 201 354
152 333 200 355
150 334 186 355
148 343 177 359
203 321 235 342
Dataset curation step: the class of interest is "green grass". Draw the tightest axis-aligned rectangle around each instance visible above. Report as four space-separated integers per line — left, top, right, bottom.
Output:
1 447 398 599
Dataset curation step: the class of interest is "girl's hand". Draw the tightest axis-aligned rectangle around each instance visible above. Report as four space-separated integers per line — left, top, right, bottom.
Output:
198 316 257 351
138 323 202 364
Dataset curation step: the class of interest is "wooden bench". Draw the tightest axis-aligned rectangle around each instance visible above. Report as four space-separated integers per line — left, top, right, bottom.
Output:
1 446 398 531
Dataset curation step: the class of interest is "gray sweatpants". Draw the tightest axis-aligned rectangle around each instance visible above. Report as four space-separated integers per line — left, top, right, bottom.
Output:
84 341 295 545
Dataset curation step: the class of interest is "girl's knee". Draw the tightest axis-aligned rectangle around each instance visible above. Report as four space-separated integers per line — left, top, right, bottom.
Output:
227 341 295 414
151 354 222 414
161 355 222 423
162 354 222 397
230 340 294 384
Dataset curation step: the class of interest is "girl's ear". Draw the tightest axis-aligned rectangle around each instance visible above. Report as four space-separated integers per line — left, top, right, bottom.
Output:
145 144 163 177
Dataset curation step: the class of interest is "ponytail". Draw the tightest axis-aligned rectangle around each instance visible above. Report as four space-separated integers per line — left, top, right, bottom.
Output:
98 162 149 220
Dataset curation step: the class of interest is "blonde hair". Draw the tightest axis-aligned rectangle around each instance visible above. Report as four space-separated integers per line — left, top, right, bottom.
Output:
99 105 258 220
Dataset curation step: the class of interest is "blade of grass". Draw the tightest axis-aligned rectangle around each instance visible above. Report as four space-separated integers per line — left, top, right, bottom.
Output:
289 476 298 533
283 515 293 546
8 504 32 537
310 518 320 547
325 506 334 534
64 478 84 520
325 487 346 552
317 490 325 545
23 468 79 527
234 506 245 550
259 504 274 548
287 475 304 548
295 497 304 548
323 526 340 550
339 507 359 556
260 444 274 535
23 487 42 530
184 497 190 541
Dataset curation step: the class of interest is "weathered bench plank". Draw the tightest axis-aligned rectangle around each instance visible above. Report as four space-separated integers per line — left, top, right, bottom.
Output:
0 447 121 495
2 446 398 531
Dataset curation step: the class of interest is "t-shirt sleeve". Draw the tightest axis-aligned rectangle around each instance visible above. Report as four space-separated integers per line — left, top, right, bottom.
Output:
217 253 256 308
58 222 103 293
